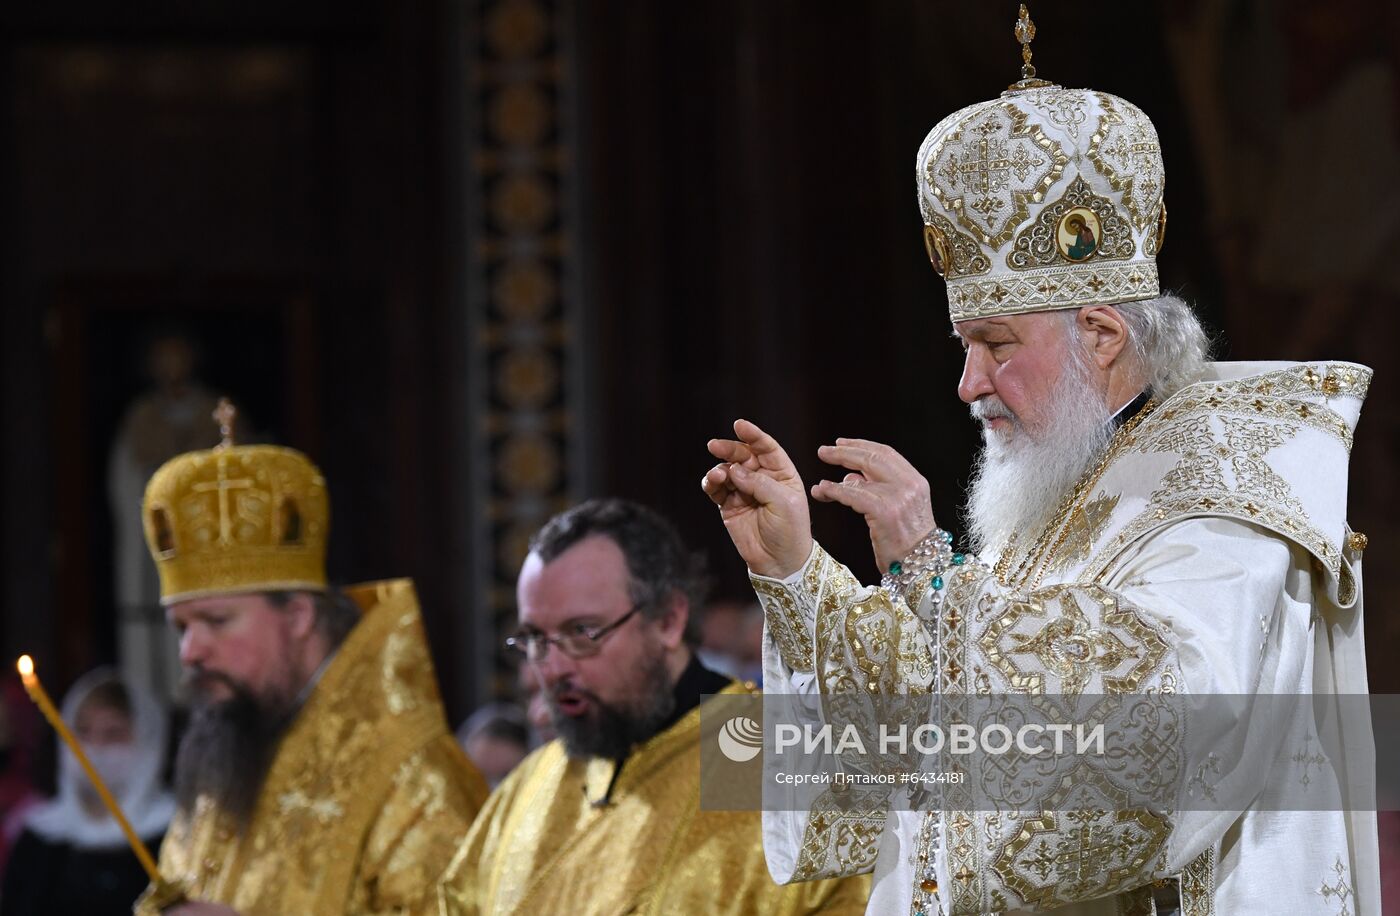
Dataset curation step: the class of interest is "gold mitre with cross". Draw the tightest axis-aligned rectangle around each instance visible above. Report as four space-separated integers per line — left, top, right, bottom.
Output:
141 399 329 605
917 5 1167 323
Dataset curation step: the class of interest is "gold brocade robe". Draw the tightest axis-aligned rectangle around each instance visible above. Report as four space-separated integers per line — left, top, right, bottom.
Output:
438 681 870 916
754 361 1379 915
138 579 488 915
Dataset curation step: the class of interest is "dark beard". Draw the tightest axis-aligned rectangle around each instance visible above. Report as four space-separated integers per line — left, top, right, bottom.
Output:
174 673 294 827
550 654 676 760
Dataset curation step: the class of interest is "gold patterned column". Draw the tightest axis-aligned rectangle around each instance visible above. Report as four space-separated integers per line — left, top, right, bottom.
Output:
464 0 584 698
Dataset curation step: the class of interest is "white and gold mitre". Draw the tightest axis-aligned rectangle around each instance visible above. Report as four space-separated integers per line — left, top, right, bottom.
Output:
917 5 1167 322
142 399 329 604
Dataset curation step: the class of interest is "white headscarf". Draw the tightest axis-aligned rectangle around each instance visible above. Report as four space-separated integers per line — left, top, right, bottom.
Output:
25 667 175 848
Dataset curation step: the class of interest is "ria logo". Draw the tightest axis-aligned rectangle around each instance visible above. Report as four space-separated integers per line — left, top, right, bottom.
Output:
717 716 763 763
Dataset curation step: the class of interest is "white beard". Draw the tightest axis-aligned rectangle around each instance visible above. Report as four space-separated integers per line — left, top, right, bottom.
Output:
964 351 1115 561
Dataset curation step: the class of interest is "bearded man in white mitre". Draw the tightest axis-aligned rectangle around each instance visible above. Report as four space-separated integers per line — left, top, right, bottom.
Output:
701 12 1379 916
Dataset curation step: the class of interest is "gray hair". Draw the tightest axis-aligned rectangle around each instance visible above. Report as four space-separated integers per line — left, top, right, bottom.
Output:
1061 294 1211 400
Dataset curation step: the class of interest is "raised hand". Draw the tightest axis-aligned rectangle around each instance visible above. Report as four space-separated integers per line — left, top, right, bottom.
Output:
811 438 936 574
701 419 813 579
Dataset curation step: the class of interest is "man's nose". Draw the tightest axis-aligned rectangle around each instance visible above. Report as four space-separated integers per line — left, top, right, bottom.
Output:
531 644 577 685
178 628 208 668
958 348 995 405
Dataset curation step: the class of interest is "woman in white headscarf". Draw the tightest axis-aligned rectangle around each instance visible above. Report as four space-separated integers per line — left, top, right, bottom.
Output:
0 668 174 915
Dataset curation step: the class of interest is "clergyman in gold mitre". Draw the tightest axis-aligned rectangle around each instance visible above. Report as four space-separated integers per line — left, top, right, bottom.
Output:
135 399 486 916
710 6 1378 916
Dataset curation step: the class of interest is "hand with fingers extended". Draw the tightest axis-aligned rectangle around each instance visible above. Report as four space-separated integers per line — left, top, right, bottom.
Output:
701 419 813 579
811 437 937 574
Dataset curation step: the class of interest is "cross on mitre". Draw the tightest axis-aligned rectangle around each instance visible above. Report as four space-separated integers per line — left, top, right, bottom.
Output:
1008 4 1052 91
1015 5 1036 80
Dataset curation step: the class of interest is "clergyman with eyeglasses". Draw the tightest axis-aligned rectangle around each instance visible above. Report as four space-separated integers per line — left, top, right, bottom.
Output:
437 498 870 915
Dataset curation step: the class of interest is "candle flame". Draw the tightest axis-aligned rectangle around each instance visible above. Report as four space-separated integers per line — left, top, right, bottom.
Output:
16 655 33 682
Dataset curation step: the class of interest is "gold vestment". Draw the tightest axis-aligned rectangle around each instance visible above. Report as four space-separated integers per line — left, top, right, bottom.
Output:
755 362 1378 914
438 682 870 915
138 579 487 915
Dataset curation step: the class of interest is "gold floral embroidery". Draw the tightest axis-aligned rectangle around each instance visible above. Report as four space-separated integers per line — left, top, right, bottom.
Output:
948 262 1159 323
847 592 906 692
976 585 1170 697
938 564 993 693
1042 492 1119 576
1008 176 1136 270
1085 376 1345 581
990 766 1170 910
751 576 815 673
1008 600 1137 699
925 101 1069 249
789 548 934 694
1087 93 1163 230
928 569 988 909
931 563 1181 915
1144 202 1165 258
802 546 829 600
941 793 986 912
1021 88 1091 140
789 786 887 882
1162 387 1354 452
926 210 992 280
1230 362 1371 403
977 597 1047 695
1179 846 1217 916
814 555 866 694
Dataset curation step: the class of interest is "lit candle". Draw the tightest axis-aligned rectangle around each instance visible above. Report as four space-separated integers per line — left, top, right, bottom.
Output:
16 655 167 885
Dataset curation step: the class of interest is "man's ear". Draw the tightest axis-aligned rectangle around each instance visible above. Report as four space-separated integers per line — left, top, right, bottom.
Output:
284 592 319 641
655 591 689 651
1077 305 1130 370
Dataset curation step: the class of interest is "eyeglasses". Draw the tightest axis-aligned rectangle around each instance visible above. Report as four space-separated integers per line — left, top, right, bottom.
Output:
505 603 644 661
